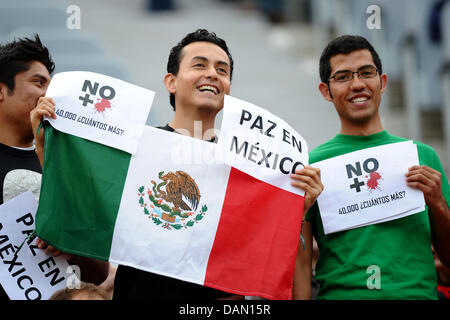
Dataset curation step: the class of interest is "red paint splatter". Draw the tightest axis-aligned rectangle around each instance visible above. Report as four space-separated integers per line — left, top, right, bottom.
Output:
94 98 111 113
367 171 382 190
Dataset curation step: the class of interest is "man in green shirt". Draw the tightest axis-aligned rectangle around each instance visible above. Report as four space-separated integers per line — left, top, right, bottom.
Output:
291 35 450 299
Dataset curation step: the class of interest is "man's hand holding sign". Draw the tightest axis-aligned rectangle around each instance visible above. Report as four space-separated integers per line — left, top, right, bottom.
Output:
291 167 324 214
406 165 447 211
30 97 56 167
406 165 450 266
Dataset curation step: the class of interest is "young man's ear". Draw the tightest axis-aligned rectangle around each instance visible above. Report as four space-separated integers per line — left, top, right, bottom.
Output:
163 73 176 94
318 82 333 102
0 83 7 102
380 73 388 94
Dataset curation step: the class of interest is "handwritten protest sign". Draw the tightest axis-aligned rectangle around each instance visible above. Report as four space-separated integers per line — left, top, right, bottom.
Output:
314 141 425 234
216 95 309 196
0 191 74 300
45 71 155 154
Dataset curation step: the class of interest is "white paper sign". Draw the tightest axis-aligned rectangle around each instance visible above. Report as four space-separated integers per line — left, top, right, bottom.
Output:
0 191 72 300
216 95 309 196
314 141 425 234
45 71 155 154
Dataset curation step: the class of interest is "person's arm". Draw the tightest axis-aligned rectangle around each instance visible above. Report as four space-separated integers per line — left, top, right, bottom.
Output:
406 165 450 267
30 96 56 167
290 166 323 299
292 221 312 299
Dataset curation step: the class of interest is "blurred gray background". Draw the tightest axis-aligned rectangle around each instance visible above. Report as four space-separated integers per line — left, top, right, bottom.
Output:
1 0 449 175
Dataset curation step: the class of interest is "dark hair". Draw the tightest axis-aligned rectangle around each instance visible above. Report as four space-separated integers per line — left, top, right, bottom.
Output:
167 29 233 110
319 35 382 83
49 282 110 300
0 34 55 92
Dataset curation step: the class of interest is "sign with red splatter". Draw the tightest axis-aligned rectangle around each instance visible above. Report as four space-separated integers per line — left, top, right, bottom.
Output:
366 171 383 191
313 141 426 234
44 71 155 155
94 98 112 114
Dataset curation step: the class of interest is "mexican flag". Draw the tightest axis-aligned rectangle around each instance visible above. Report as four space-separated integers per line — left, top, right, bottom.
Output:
35 124 305 299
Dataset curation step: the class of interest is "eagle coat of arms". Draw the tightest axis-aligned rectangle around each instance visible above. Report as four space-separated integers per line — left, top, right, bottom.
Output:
138 170 208 230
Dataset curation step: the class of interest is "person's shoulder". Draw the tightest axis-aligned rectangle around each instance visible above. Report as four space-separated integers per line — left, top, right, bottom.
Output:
0 141 14 151
383 132 429 147
382 132 438 156
412 140 444 170
388 133 442 166
0 141 37 158
411 139 436 154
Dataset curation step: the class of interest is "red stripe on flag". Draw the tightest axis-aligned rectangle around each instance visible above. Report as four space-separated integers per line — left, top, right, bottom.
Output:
204 168 305 299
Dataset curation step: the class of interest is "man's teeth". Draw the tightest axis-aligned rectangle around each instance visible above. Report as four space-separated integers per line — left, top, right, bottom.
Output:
198 85 218 94
351 97 368 103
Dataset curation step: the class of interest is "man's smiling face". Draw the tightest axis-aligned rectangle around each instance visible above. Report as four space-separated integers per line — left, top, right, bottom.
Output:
320 49 387 129
167 41 231 113
0 61 50 133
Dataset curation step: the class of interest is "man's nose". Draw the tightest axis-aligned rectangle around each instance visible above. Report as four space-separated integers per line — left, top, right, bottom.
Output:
349 74 366 90
205 66 218 79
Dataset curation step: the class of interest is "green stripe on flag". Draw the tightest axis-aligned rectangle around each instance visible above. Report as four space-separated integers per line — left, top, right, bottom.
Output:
35 123 132 260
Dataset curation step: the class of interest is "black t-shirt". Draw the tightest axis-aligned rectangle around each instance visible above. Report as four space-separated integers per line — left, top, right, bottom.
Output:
0 142 42 204
0 142 42 300
112 124 230 300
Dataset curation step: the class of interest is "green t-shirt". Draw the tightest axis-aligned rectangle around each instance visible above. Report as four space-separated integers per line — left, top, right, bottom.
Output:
306 130 450 299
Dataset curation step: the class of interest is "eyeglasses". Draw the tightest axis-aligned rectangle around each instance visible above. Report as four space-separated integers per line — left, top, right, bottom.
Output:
328 65 379 83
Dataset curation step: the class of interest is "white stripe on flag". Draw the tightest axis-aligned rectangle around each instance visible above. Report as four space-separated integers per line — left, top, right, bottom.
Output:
109 126 231 284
